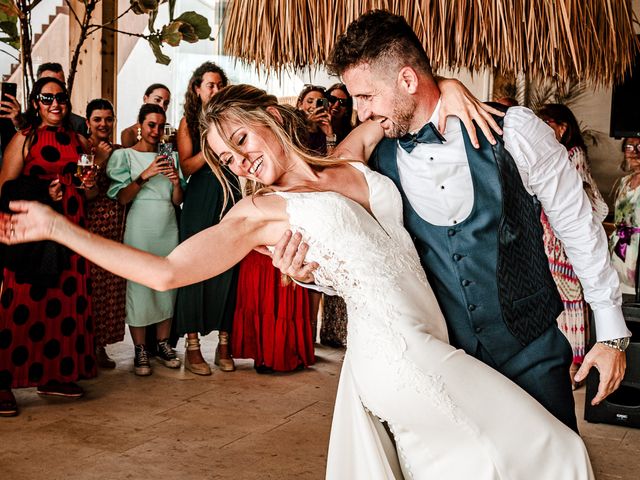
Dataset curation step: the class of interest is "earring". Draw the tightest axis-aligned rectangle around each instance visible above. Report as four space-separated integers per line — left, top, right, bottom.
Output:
136 126 142 141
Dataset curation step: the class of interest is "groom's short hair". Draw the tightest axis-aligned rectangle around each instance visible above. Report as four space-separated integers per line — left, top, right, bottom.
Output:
328 10 433 79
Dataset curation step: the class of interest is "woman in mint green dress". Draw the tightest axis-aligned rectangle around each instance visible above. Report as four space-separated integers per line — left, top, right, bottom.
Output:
107 104 185 376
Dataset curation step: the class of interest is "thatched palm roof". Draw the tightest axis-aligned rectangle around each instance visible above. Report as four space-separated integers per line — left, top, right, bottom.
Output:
223 0 638 86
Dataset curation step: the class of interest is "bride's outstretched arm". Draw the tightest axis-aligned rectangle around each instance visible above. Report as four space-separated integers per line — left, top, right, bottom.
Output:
1 198 286 291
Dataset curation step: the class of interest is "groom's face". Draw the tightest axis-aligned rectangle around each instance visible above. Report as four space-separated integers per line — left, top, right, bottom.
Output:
342 63 416 138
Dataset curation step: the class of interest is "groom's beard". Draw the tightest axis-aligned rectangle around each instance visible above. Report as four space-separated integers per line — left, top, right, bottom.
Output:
384 93 417 138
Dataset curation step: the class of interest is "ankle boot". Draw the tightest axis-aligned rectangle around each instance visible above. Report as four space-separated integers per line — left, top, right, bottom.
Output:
215 331 235 372
96 345 116 369
184 337 212 376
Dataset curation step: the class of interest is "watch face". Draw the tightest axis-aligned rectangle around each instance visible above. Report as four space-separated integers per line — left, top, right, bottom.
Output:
621 337 631 350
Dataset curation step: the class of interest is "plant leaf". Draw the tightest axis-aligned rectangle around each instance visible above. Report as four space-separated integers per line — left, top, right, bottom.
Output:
177 22 197 43
175 11 211 39
161 21 183 47
148 37 171 65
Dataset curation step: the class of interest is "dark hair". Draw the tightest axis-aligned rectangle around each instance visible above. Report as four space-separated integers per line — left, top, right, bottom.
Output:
144 83 170 97
328 10 432 78
23 77 72 159
296 85 326 109
537 103 586 151
327 83 354 141
184 62 228 140
86 98 114 119
137 103 166 125
36 62 64 78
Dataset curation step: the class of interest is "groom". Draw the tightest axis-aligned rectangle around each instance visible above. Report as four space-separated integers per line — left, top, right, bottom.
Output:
277 10 629 432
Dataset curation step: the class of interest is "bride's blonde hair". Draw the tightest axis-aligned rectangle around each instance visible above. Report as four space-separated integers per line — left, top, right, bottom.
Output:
200 84 345 212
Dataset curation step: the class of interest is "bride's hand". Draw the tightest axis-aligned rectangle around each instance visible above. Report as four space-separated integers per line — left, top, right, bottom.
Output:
0 200 60 245
436 77 504 148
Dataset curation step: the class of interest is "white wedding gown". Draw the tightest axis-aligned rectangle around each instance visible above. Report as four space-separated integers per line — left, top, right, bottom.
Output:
274 163 594 480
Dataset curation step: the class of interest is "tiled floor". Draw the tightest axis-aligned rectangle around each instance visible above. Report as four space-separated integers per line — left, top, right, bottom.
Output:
0 335 638 479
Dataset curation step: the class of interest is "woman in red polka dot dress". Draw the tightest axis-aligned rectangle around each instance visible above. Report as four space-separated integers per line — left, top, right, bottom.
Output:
0 77 96 417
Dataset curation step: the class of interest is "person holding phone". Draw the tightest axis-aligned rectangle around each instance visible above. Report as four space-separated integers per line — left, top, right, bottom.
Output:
295 85 336 155
0 77 95 416
106 103 185 376
0 82 23 157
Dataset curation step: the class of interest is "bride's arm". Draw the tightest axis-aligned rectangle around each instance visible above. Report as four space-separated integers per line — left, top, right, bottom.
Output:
2 197 286 291
332 120 384 163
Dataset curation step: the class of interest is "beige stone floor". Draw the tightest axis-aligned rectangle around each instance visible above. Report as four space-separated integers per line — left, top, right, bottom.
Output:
0 335 638 480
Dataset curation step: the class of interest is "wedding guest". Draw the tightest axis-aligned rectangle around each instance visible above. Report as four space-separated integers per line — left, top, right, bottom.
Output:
85 99 125 369
107 104 184 376
175 62 239 375
537 103 609 388
610 137 640 296
120 84 171 148
296 85 336 154
0 77 96 416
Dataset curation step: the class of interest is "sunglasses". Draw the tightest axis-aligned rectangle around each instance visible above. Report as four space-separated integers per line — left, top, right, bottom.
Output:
37 93 69 105
625 144 640 154
327 94 348 107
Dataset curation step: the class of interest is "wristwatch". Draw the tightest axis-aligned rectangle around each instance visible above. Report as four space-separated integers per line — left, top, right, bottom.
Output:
598 337 631 352
135 175 148 187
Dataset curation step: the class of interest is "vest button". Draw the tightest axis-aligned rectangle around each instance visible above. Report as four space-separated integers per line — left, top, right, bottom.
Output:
447 229 456 237
474 326 483 333
452 253 462 261
468 304 476 311
461 279 470 287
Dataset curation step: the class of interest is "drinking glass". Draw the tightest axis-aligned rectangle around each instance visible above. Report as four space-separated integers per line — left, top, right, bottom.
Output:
76 153 95 189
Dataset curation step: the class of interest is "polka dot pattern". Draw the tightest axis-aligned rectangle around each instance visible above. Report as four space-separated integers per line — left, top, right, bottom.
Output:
0 126 96 388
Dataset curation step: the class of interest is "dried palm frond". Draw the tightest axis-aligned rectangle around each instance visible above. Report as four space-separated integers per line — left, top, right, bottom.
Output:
223 0 639 86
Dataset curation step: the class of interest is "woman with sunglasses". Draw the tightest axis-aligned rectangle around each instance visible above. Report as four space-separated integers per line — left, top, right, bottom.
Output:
84 99 126 369
537 103 608 389
0 77 96 416
610 137 640 297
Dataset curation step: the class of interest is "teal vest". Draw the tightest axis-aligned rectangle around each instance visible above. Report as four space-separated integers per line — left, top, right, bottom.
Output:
370 121 563 366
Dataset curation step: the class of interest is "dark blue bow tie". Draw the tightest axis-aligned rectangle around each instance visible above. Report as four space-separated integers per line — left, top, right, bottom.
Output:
398 122 446 153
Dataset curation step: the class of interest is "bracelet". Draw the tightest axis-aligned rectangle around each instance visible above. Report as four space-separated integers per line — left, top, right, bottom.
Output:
135 176 148 187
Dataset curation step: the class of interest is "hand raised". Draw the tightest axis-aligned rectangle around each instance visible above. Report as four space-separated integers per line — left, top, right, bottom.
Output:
437 78 504 148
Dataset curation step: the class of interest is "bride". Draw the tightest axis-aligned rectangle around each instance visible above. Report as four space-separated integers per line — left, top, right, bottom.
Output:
1 84 593 479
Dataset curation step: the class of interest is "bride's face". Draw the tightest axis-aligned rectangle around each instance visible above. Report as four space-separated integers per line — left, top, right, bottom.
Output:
207 119 288 186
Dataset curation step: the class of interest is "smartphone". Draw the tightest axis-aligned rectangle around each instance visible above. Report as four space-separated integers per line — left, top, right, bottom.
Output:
316 97 329 110
157 142 174 166
1 82 17 102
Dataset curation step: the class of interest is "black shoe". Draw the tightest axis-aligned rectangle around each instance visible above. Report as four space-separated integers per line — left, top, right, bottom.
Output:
134 344 152 376
254 362 274 374
0 389 18 416
156 339 181 368
36 381 84 398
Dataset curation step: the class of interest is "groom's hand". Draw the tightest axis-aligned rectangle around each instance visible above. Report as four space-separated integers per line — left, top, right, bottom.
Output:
574 343 626 405
270 230 318 284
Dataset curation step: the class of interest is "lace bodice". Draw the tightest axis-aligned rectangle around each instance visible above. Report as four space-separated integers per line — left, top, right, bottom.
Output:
273 164 449 346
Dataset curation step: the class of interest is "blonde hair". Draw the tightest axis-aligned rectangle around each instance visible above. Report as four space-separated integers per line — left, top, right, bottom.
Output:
200 84 346 212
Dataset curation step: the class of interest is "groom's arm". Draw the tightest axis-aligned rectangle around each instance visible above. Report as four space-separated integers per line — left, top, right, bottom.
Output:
503 106 629 405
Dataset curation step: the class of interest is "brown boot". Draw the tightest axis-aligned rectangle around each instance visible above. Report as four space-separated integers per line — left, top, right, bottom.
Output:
96 345 116 369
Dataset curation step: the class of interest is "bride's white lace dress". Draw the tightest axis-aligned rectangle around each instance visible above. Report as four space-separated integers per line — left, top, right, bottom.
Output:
274 163 593 480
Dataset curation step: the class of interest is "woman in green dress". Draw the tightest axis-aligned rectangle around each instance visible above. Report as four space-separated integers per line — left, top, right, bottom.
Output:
107 104 185 376
175 62 240 375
